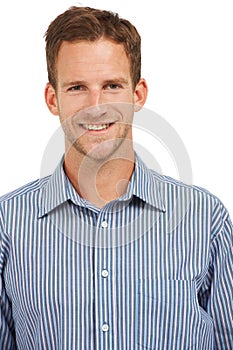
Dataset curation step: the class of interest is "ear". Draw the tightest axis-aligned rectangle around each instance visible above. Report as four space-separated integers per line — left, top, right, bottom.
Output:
133 78 148 112
44 83 59 115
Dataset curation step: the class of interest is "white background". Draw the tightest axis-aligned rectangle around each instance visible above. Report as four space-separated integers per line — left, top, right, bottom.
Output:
0 0 232 215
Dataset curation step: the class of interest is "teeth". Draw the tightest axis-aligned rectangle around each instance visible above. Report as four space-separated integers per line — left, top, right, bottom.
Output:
83 124 110 131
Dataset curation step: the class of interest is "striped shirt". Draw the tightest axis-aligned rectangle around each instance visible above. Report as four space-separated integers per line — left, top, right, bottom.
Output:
0 154 233 350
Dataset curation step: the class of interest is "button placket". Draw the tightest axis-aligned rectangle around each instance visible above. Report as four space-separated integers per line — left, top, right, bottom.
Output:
94 213 112 345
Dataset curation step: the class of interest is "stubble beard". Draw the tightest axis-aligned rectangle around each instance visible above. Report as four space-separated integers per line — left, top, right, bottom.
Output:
67 123 133 164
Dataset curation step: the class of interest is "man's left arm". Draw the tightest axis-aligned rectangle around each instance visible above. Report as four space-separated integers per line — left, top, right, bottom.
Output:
207 204 233 349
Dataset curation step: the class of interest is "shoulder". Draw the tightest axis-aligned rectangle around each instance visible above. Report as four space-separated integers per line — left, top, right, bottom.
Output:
150 169 213 195
150 169 229 214
150 170 232 241
0 176 50 208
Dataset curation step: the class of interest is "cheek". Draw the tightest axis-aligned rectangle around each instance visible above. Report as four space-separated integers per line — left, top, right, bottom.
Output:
57 95 85 118
117 103 135 122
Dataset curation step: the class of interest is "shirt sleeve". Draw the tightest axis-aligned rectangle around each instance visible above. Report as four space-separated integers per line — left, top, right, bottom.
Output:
199 201 233 349
0 204 16 350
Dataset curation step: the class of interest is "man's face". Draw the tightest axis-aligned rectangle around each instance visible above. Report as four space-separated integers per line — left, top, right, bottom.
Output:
45 38 147 161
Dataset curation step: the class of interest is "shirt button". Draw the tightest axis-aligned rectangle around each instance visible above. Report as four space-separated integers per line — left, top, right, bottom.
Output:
101 269 109 278
102 324 109 332
101 221 108 228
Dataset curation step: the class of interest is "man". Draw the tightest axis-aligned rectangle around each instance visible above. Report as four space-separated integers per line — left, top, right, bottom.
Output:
0 6 232 350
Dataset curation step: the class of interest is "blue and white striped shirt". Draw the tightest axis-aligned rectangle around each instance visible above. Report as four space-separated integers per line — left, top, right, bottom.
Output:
0 155 233 349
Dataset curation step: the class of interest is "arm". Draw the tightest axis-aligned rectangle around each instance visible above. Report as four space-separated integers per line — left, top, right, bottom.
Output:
199 202 233 349
0 205 16 350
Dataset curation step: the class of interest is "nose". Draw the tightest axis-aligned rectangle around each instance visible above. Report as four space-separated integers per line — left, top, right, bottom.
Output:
83 89 107 120
79 89 108 121
89 89 102 108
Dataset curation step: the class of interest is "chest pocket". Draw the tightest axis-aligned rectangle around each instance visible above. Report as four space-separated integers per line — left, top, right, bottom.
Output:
136 279 212 350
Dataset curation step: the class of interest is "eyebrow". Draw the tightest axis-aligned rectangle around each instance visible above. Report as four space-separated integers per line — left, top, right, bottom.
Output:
61 80 86 89
102 78 129 85
61 78 129 89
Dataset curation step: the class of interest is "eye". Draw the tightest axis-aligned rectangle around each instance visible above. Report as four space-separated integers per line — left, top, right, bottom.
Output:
68 85 84 91
105 83 122 90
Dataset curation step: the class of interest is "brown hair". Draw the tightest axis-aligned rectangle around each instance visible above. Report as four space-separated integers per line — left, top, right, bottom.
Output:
44 6 141 89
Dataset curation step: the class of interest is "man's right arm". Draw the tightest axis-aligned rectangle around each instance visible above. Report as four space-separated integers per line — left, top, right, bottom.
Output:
0 203 16 350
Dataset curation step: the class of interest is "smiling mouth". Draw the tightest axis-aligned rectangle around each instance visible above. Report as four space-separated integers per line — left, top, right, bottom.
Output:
80 123 114 131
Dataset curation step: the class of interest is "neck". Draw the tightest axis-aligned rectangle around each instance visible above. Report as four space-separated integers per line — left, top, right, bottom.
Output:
63 145 135 208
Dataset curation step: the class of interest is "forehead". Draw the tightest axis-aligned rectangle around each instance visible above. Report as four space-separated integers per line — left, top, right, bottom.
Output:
56 39 130 73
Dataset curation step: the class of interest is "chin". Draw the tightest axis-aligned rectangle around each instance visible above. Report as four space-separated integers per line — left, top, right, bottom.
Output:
85 147 118 163
77 139 127 163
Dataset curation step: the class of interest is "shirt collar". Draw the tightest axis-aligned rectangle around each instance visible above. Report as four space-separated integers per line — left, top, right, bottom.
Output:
120 154 166 211
38 153 166 217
